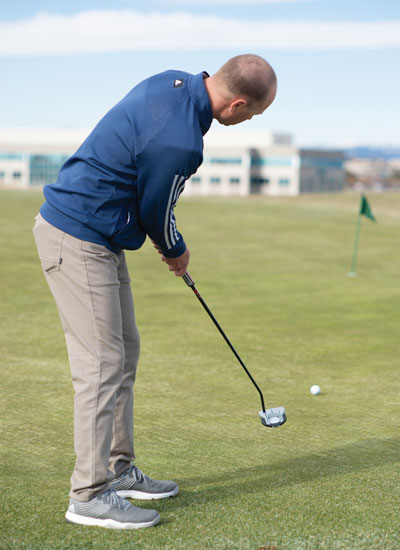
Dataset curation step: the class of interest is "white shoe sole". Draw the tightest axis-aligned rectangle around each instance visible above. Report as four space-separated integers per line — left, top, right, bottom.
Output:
116 486 179 500
65 510 160 529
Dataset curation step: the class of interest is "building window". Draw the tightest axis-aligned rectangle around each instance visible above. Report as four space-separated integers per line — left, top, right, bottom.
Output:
210 177 221 184
251 157 292 167
279 178 290 186
191 176 201 184
12 171 22 179
251 177 270 185
229 177 241 184
0 153 24 160
206 157 242 165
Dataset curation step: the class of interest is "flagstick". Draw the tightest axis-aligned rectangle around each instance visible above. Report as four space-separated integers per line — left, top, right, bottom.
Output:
348 209 362 277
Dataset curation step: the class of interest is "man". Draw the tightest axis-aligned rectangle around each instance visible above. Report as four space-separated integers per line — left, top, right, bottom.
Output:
33 54 277 530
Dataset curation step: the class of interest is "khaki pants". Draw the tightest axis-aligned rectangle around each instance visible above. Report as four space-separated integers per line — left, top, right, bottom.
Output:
33 214 140 501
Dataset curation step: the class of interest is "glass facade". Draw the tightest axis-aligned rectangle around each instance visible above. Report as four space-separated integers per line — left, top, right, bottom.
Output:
29 154 69 186
299 152 344 193
301 157 343 169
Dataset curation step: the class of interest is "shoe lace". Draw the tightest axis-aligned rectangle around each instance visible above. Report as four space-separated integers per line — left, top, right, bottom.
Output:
126 464 146 483
102 488 131 510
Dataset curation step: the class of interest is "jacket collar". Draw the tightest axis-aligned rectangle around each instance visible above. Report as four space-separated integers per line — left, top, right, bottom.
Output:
189 72 213 136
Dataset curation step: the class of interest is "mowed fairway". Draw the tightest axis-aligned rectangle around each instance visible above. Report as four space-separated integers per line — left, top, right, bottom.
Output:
1 189 399 550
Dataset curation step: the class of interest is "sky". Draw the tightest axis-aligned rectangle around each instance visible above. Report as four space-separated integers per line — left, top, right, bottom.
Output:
1 0 400 147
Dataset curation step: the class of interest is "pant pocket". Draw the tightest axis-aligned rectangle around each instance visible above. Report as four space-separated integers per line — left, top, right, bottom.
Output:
33 219 64 274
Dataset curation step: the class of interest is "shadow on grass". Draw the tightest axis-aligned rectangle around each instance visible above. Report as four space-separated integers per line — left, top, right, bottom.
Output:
169 436 400 507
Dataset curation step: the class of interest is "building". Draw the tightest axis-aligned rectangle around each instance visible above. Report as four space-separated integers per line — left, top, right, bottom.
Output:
0 128 345 195
0 128 86 190
185 129 344 196
184 130 298 196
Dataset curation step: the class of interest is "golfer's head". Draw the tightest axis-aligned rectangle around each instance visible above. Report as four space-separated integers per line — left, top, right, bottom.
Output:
210 54 277 126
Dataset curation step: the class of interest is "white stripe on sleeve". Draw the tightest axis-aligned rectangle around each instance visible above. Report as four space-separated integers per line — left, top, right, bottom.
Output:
164 175 186 250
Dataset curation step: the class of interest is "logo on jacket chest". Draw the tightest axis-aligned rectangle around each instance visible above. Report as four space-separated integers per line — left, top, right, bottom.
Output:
174 79 184 88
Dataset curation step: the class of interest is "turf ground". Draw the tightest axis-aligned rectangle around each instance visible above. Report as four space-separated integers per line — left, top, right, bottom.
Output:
1 189 399 550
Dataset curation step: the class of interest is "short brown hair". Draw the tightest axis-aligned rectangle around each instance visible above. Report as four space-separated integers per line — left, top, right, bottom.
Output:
214 54 277 106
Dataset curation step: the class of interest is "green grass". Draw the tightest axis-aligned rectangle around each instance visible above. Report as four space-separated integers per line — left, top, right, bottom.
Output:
1 189 399 550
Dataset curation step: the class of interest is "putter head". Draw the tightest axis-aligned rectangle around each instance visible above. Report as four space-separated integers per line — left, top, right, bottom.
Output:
259 407 287 428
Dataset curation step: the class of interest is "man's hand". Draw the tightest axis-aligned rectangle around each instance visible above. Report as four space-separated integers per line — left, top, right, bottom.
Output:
152 241 189 276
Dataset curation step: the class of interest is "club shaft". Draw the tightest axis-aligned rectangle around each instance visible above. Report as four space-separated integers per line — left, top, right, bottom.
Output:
183 273 266 413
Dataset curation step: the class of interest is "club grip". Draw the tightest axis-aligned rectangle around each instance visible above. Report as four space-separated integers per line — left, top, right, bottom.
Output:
182 272 195 287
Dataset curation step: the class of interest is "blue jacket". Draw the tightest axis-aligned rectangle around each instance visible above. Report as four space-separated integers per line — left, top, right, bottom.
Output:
40 70 213 257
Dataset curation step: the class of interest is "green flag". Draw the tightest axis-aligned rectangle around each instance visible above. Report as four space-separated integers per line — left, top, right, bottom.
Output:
360 194 376 222
348 194 377 275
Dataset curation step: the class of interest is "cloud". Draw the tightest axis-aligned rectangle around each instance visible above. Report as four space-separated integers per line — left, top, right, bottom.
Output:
1 10 400 56
162 0 316 4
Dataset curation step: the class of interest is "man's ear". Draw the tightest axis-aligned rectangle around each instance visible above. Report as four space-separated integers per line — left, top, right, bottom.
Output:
230 99 247 112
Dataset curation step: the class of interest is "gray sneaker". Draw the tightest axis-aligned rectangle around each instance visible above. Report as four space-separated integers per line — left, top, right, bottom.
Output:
110 464 179 500
65 488 160 529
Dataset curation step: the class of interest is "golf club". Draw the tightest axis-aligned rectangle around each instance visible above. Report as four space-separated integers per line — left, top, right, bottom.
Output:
182 272 287 428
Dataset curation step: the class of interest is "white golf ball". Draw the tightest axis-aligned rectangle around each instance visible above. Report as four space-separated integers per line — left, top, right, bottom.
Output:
310 385 321 395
